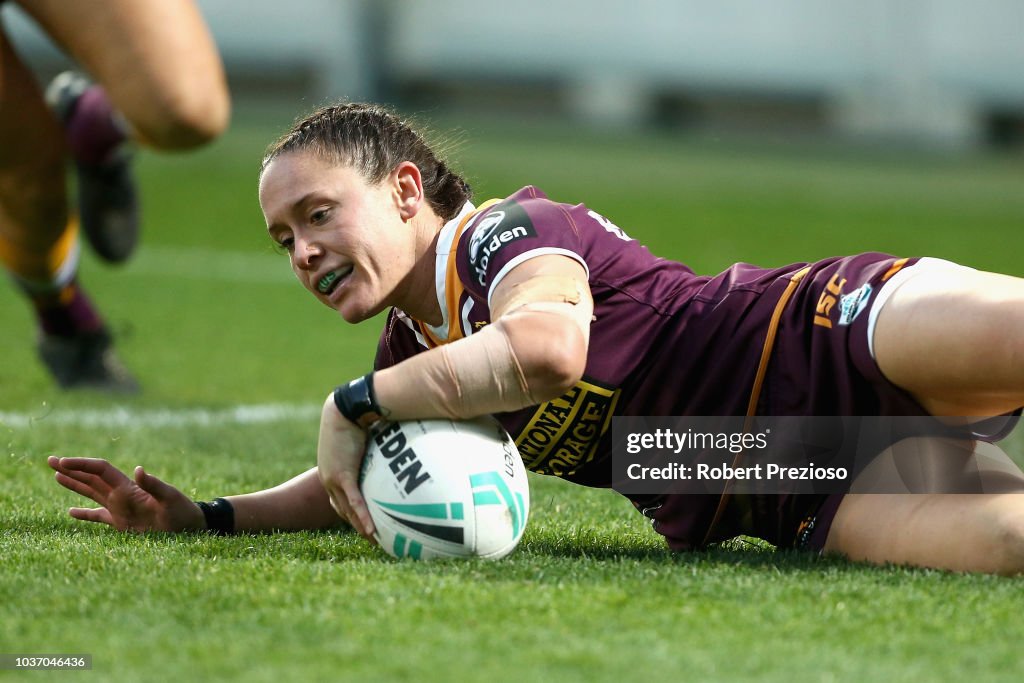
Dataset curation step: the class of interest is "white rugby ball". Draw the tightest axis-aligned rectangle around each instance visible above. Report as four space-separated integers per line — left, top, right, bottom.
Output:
359 416 530 560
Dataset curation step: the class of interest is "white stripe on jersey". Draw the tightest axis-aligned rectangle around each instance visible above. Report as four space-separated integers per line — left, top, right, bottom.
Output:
395 309 429 349
461 294 476 337
420 201 476 344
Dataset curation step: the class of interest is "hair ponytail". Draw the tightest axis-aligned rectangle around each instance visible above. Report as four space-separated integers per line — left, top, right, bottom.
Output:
261 103 472 221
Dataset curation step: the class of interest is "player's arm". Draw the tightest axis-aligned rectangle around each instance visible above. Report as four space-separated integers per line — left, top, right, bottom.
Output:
374 253 593 419
317 254 593 536
48 456 342 533
222 467 342 531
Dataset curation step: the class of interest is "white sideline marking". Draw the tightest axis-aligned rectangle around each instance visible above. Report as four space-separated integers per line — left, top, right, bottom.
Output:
124 245 296 284
0 403 320 430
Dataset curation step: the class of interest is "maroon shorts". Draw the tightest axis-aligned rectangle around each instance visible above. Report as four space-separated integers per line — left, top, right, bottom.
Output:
646 253 1013 551
763 253 926 418
646 490 844 551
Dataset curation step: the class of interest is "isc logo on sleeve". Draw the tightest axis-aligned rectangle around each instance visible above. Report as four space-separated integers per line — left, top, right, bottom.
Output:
813 274 847 329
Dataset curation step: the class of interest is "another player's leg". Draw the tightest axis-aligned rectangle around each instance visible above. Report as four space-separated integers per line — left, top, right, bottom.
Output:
14 0 230 263
16 0 230 150
45 71 137 263
0 26 137 392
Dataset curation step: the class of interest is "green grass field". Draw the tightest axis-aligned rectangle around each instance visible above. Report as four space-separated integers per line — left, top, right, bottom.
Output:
2 108 1024 682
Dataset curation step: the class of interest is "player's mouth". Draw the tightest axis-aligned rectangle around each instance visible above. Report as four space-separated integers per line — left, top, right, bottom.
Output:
316 265 353 296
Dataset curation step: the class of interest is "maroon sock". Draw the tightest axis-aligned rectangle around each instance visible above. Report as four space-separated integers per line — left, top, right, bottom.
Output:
64 86 127 166
32 281 105 337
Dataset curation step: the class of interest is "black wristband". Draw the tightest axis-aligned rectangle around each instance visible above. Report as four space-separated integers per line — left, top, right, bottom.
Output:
196 497 235 535
333 373 384 429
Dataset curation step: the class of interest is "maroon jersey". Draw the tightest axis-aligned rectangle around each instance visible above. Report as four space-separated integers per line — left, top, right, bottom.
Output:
373 186 950 549
376 186 713 485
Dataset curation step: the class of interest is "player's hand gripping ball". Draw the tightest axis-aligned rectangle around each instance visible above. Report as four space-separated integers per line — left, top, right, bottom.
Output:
359 416 530 560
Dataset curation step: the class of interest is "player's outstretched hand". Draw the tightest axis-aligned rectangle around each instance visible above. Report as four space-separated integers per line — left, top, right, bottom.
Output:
47 456 205 533
316 395 376 541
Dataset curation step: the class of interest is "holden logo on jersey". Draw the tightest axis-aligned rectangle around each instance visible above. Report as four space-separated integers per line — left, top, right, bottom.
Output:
466 202 537 287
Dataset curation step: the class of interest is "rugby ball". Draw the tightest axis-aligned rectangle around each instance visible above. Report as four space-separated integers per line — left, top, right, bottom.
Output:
359 416 529 560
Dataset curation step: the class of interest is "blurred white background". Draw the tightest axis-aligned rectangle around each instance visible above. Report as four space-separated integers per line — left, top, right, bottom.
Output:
4 0 1022 148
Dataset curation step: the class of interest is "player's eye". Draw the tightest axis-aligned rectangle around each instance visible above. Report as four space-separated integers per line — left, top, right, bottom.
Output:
311 208 330 224
274 236 295 254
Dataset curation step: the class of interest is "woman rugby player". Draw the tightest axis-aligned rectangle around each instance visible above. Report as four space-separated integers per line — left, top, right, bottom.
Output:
49 103 1024 575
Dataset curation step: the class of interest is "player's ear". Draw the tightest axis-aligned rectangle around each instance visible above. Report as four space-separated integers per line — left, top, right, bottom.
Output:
392 161 424 221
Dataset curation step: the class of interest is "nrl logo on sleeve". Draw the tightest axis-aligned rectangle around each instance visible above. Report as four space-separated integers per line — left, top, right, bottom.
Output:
467 203 537 287
838 283 873 326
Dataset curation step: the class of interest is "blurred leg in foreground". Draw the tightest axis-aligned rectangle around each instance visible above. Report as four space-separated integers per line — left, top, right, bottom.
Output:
0 0 230 391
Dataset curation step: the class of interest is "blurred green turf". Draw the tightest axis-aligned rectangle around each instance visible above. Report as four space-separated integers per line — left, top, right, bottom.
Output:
1 108 1023 682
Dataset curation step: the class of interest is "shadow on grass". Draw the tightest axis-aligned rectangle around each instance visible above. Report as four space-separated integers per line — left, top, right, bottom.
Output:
23 517 864 575
520 532 853 573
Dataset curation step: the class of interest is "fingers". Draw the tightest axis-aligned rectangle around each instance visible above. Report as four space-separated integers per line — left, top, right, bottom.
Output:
48 456 130 492
50 457 114 527
321 476 358 532
49 456 114 473
133 466 178 503
59 457 133 488
337 472 375 539
320 469 373 539
327 493 352 526
52 463 109 492
315 415 374 538
68 506 114 527
53 471 107 508
50 457 113 500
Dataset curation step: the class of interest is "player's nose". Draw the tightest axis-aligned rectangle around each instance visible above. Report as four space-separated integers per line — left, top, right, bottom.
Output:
292 237 323 271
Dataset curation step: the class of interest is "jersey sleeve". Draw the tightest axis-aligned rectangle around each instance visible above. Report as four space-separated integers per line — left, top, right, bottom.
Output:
456 186 589 306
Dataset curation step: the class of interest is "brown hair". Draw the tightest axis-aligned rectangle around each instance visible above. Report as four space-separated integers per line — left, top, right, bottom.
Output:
261 102 472 221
